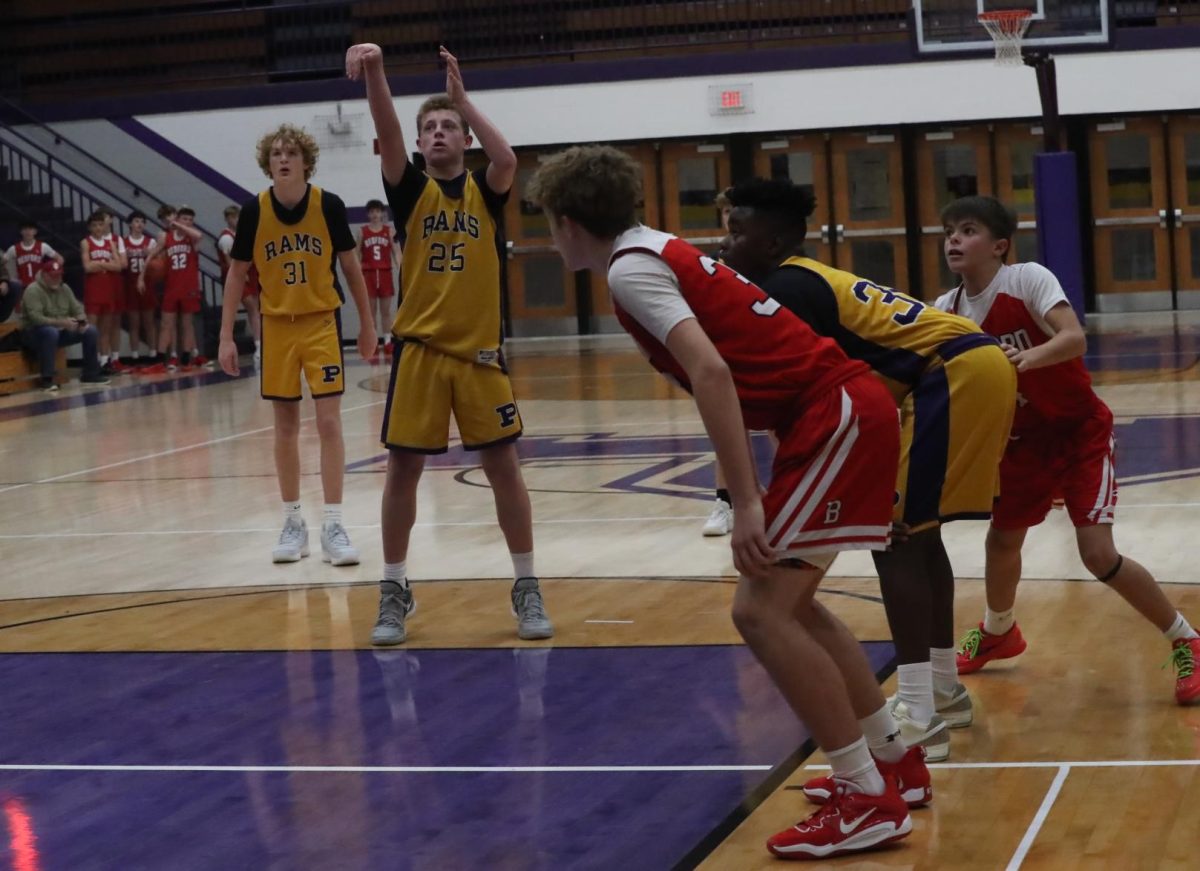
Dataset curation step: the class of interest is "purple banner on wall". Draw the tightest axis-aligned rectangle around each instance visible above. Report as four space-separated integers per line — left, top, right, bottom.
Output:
1033 151 1086 320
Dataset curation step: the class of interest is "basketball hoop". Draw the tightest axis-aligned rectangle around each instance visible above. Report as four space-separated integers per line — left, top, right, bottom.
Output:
979 9 1033 66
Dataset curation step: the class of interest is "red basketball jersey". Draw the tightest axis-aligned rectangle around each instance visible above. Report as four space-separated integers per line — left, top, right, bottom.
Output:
935 263 1104 432
217 228 235 279
83 235 121 296
608 227 867 431
124 233 153 277
164 230 199 293
13 240 46 284
360 224 394 271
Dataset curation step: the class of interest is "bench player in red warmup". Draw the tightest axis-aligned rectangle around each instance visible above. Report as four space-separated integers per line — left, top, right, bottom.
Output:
529 144 928 861
935 195 1200 705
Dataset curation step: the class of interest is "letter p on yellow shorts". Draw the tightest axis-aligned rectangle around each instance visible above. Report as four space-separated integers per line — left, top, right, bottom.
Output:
382 340 522 453
261 310 345 401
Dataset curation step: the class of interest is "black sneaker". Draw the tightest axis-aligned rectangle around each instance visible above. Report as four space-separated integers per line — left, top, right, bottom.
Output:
40 377 59 393
80 373 111 386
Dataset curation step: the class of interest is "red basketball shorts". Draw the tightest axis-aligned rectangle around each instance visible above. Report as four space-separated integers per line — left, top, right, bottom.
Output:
764 373 900 563
162 282 201 315
364 269 394 299
992 407 1117 529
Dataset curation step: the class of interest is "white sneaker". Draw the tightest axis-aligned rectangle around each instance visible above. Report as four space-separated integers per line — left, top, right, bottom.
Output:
892 700 950 762
321 521 360 566
702 498 733 537
272 517 309 563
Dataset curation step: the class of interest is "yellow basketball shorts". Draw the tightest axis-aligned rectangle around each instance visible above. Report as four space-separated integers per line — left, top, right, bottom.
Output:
260 310 345 401
381 340 522 453
894 336 1016 529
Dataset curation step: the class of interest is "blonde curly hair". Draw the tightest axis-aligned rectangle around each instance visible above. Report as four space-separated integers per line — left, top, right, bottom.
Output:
256 124 319 180
526 145 642 239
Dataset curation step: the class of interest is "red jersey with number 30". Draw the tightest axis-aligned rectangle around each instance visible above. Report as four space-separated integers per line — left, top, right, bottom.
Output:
935 263 1104 433
164 230 199 294
608 227 867 431
360 224 393 271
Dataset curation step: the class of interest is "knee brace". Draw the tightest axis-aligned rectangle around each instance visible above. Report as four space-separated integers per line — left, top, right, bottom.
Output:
1096 554 1124 584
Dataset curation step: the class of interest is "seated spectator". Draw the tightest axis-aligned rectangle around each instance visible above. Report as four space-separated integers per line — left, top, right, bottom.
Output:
19 261 110 392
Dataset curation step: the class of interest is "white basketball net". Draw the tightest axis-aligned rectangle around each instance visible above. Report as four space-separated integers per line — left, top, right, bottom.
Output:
979 10 1033 65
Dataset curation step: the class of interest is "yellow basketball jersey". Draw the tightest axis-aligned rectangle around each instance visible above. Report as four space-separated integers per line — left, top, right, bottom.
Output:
778 257 985 399
392 171 504 366
253 186 342 316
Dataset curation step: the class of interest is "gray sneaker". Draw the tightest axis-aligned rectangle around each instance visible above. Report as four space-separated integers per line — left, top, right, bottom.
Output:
371 581 416 646
512 577 554 640
934 682 974 728
320 521 360 566
271 517 309 563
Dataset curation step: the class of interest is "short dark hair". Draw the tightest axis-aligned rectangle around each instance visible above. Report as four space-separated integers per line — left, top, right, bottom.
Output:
128 210 147 222
19 220 37 230
940 196 1017 241
366 199 386 212
725 178 817 239
87 209 106 224
177 205 196 218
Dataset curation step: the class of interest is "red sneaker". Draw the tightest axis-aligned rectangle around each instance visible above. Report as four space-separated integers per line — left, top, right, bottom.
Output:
167 356 180 372
192 355 212 368
801 745 931 809
957 622 1027 674
767 777 912 860
140 362 167 374
1169 637 1200 705
109 360 132 374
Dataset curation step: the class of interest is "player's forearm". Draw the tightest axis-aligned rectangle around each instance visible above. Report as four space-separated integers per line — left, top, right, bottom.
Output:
1027 329 1086 369
362 62 407 180
691 367 758 509
459 97 516 172
220 264 248 340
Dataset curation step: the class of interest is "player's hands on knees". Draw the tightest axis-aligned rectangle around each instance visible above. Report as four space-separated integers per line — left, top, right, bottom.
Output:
345 43 382 80
888 521 911 548
358 324 378 362
440 46 466 103
218 338 240 377
731 500 774 578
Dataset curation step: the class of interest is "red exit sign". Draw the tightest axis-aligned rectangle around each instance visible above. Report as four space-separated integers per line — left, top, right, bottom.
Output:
709 83 753 115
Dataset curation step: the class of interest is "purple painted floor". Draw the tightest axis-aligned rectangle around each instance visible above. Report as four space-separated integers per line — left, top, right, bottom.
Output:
0 643 894 870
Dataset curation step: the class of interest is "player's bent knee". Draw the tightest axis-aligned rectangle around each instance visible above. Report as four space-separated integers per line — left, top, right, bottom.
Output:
1086 552 1123 583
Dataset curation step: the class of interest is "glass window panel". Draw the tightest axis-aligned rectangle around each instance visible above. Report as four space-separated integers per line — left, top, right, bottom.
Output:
1185 133 1200 207
1110 228 1156 282
1191 227 1200 280
677 157 720 230
517 167 549 238
521 256 566 309
769 152 817 203
1008 141 1037 217
846 150 893 221
931 144 978 211
849 239 895 288
1012 229 1040 265
1105 135 1153 209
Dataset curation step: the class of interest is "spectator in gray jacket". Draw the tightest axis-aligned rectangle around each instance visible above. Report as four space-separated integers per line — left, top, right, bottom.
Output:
19 261 109 392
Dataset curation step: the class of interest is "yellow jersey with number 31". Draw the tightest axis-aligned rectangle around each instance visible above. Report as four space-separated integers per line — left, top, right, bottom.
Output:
385 165 507 367
251 185 344 316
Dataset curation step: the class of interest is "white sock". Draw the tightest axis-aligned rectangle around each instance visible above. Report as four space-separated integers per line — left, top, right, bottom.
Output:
383 561 408 589
1165 612 1199 643
859 703 906 764
826 736 885 796
323 504 343 526
983 606 1015 636
282 501 302 522
931 647 959 695
99 353 109 365
512 551 535 582
896 663 935 727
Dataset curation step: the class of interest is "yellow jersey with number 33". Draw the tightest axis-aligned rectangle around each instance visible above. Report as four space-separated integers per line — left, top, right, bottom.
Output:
252 185 343 316
763 256 988 400
385 165 507 367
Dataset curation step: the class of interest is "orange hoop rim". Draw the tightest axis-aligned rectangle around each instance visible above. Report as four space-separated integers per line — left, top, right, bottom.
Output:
978 9 1034 29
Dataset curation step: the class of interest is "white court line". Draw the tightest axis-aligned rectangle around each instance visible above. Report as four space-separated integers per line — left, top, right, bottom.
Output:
1007 764 1070 871
0 398 385 497
585 620 635 624
806 759 1200 770
0 763 770 774
0 515 710 539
